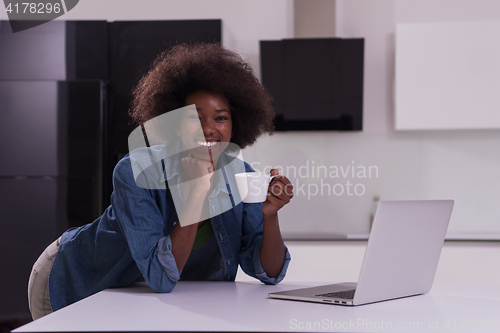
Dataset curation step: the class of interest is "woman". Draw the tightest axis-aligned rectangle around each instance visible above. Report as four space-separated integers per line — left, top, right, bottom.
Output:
28 43 293 320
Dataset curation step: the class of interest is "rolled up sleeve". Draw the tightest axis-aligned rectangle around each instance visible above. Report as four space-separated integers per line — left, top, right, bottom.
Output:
252 242 291 285
156 235 181 282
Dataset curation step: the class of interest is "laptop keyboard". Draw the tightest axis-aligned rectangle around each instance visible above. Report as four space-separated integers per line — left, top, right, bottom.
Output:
315 289 356 299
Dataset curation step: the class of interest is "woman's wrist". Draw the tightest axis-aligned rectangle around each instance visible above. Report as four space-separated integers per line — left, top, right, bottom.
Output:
185 185 210 205
190 173 212 193
263 212 280 233
263 211 278 221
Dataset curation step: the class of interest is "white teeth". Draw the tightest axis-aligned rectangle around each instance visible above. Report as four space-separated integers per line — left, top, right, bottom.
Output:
196 141 218 147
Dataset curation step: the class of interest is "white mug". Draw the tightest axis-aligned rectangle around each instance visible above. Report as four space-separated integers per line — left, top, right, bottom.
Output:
235 172 276 203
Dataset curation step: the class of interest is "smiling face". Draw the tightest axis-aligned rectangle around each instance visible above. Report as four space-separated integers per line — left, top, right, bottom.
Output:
180 90 233 163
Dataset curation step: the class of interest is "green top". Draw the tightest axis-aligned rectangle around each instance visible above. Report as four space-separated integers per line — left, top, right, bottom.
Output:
192 220 214 250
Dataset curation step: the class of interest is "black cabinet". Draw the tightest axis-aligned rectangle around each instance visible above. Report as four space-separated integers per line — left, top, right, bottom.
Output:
261 38 364 131
0 19 221 323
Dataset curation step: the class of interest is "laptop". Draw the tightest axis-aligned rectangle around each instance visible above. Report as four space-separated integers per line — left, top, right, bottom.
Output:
269 200 454 306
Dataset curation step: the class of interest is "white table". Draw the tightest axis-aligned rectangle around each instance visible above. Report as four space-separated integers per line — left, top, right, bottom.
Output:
14 281 500 332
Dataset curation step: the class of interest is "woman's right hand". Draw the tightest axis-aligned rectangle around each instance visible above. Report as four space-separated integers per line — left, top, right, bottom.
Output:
181 154 213 193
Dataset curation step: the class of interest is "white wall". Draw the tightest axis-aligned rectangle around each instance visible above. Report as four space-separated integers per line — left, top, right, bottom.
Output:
243 0 500 239
266 0 498 287
241 0 500 286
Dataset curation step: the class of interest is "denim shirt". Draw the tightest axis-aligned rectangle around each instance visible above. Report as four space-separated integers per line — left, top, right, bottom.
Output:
48 146 291 311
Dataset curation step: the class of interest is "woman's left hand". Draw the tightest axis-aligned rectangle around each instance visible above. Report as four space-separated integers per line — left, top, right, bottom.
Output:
262 169 294 216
